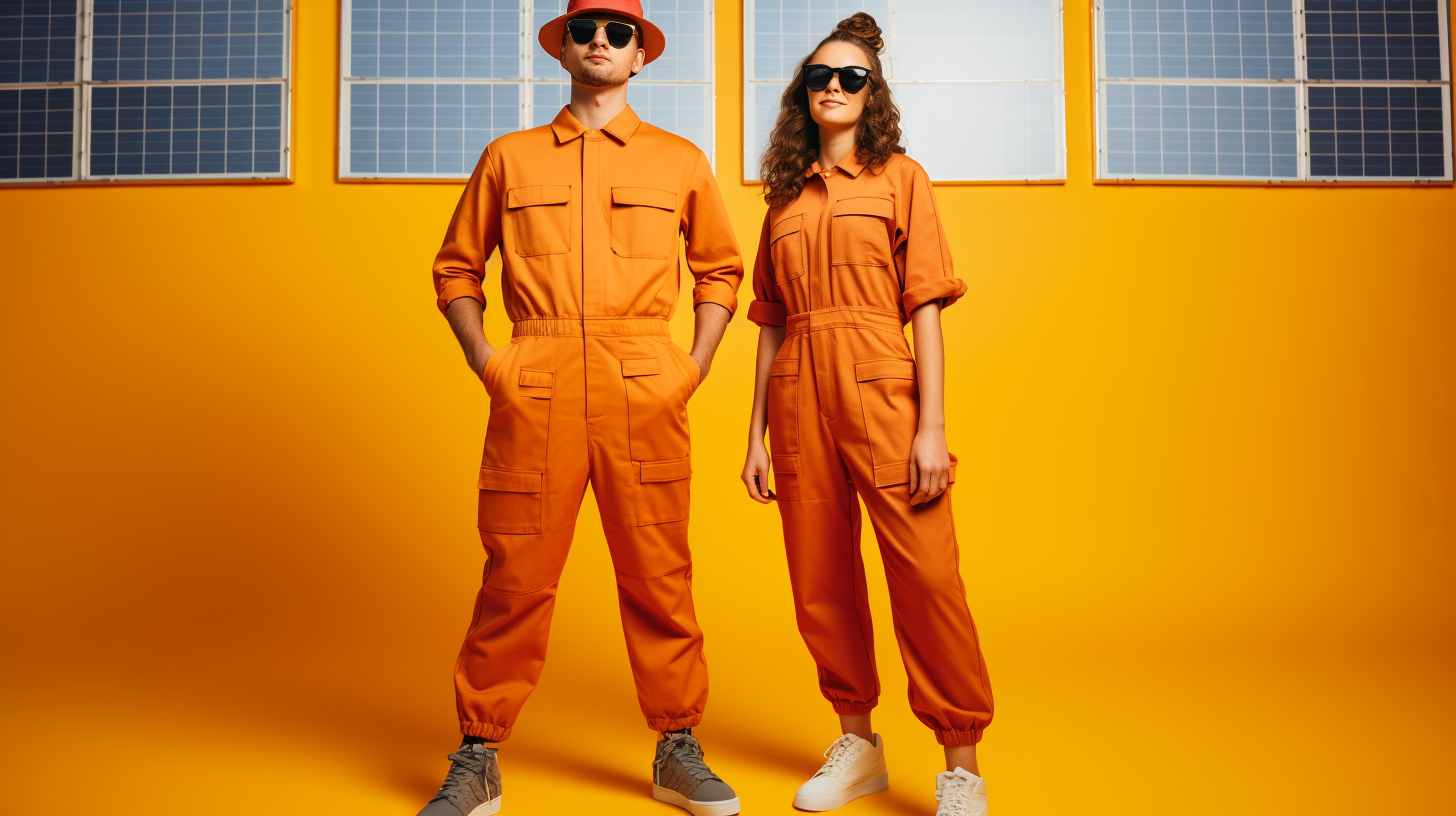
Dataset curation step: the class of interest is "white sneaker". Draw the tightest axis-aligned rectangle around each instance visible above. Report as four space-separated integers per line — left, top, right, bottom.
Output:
791 733 889 811
934 767 988 816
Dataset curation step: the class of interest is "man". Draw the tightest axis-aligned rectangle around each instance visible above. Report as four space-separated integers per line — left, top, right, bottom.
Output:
418 2 744 815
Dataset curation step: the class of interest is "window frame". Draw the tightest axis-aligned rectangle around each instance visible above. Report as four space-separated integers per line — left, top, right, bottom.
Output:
741 0 1069 185
1091 0 1454 185
0 0 296 187
337 0 717 182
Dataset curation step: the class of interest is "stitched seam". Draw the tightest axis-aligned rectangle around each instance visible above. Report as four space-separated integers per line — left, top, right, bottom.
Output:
614 562 692 581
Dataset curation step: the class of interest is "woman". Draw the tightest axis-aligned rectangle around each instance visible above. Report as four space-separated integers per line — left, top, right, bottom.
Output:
741 13 994 816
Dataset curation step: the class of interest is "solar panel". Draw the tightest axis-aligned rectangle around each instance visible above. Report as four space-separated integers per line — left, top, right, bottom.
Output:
91 0 288 82
1304 0 1444 81
88 82 284 177
0 0 77 84
0 86 74 180
1101 82 1298 178
348 81 518 176
342 0 715 178
1100 0 1297 80
1308 85 1447 178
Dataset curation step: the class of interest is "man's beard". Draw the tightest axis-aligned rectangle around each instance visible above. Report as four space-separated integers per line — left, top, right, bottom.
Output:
572 60 628 88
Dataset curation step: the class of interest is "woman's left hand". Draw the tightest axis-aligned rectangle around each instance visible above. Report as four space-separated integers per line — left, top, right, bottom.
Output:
908 429 952 506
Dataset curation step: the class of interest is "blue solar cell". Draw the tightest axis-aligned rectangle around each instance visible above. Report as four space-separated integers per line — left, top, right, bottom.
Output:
1306 2 1447 81
1101 0 1296 79
88 81 284 177
0 0 77 84
1102 81 1297 178
348 81 519 176
351 0 517 79
92 0 286 81
1308 84 1447 177
0 85 73 179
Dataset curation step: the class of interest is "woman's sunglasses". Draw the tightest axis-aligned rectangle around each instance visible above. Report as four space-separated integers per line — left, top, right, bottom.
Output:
804 64 872 94
566 17 639 50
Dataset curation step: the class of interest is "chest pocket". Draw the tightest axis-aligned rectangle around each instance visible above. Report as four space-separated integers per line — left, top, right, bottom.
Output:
611 186 679 260
831 196 894 267
508 185 572 257
769 213 807 285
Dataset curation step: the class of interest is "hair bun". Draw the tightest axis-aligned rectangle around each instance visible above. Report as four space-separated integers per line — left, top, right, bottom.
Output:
835 12 884 53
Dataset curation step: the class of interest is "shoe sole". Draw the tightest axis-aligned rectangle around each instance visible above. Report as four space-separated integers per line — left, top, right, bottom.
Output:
465 796 501 816
792 773 889 811
652 784 741 816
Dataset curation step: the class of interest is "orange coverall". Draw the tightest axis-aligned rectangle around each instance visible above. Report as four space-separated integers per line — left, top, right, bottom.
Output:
432 105 744 741
748 153 993 746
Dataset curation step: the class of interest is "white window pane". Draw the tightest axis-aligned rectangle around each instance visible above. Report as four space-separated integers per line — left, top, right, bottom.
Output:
743 80 787 181
892 0 1061 81
628 82 711 155
896 81 1063 179
747 0 891 80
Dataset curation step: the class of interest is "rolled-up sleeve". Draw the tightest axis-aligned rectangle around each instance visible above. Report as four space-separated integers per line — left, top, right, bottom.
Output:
432 146 503 314
747 213 787 327
896 162 967 315
682 152 745 316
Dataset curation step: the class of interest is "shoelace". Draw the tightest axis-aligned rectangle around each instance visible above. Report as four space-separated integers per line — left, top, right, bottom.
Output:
936 774 975 813
434 745 496 808
814 735 863 778
656 733 719 783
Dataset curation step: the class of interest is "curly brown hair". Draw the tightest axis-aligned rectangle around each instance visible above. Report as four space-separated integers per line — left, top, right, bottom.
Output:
759 12 905 208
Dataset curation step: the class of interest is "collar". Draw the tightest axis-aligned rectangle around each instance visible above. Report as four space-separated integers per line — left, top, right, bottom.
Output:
550 104 642 145
805 151 868 179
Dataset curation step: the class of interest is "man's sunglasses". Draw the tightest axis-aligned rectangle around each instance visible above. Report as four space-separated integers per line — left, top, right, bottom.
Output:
804 64 872 94
566 17 639 49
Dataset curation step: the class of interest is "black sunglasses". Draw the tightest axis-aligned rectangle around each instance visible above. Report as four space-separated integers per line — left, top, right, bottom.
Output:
804 64 872 94
566 17 639 50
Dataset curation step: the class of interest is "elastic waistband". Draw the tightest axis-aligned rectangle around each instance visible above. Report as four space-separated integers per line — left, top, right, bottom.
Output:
512 316 671 338
785 306 904 337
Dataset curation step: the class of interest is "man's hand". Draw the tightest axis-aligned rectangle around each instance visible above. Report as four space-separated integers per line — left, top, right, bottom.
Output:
687 302 732 385
907 428 952 505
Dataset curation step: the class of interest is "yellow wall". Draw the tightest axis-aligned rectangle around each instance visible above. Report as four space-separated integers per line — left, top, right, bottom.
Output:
2 3 1452 815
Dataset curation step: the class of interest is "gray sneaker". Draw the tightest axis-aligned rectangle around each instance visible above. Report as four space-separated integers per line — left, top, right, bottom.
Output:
417 740 502 816
652 730 740 816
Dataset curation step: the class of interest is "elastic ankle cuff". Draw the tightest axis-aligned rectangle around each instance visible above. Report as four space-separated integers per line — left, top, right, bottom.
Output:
935 727 984 746
831 699 877 715
648 714 703 732
461 721 512 742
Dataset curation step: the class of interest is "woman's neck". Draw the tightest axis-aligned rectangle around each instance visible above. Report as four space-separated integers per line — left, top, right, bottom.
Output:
816 123 857 170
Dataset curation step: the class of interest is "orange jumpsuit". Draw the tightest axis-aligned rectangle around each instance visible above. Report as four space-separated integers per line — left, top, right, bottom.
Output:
432 105 744 741
747 153 993 746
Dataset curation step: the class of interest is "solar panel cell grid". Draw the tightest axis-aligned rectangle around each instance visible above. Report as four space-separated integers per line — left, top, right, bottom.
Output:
0 86 74 180
348 81 518 176
1308 85 1447 177
89 81 284 177
1304 0 1445 81
1102 81 1298 178
0 0 77 84
92 0 287 82
349 0 518 79
1101 0 1297 80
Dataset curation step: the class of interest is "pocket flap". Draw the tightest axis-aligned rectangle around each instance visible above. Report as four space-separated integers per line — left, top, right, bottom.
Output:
519 368 554 389
769 358 799 377
873 460 957 488
507 185 571 208
612 186 677 210
621 357 661 377
770 213 803 243
771 454 798 474
640 457 692 483
833 196 894 219
855 359 916 382
478 466 543 493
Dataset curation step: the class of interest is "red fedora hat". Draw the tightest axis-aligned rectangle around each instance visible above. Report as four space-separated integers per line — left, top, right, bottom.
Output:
538 0 666 66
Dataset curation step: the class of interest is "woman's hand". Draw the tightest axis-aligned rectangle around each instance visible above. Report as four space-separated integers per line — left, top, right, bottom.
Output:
908 428 952 505
742 439 776 503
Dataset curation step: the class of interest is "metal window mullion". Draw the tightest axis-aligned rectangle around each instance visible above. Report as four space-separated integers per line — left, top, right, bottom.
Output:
706 0 716 169
742 0 756 180
1294 0 1308 180
76 0 91 181
340 0 354 176
283 2 293 179
520 0 533 131
885 0 898 81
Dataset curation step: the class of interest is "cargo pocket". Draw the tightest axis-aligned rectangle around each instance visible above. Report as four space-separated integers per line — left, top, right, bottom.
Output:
477 466 544 534
771 454 801 503
766 356 800 457
769 213 807 285
479 362 554 534
636 455 692 526
854 358 920 488
831 196 893 267
508 185 572 257
611 186 678 260
622 355 690 462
